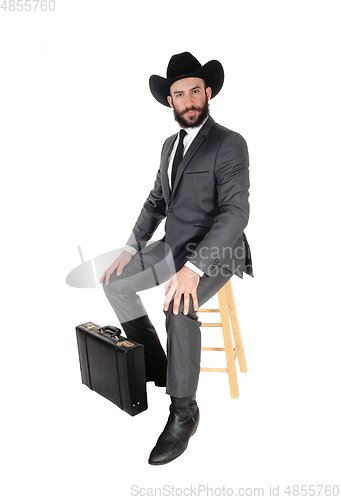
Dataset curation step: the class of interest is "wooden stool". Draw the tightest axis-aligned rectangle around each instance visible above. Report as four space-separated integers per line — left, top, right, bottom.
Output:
198 280 247 399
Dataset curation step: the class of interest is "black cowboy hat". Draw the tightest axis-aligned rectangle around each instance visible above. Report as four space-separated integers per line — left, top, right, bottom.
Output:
149 52 224 107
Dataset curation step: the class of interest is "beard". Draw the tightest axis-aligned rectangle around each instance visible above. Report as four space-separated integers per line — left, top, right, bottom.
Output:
172 96 210 128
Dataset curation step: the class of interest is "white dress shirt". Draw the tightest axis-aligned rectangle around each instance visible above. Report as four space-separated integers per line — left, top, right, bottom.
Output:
126 117 209 277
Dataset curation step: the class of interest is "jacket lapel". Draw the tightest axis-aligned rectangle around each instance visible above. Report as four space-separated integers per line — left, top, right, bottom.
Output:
161 135 177 205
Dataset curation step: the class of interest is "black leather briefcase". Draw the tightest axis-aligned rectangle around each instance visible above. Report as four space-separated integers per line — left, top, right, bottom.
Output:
75 322 147 416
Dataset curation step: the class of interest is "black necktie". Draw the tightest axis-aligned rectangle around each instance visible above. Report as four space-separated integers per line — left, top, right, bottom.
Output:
171 129 187 189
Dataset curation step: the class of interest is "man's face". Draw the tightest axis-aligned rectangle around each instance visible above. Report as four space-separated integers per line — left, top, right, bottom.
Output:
167 77 212 128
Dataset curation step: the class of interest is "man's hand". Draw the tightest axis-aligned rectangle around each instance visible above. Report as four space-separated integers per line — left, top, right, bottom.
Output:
164 266 200 315
100 251 133 285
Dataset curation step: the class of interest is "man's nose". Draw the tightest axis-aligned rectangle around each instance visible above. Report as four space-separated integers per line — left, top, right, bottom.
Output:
184 93 195 108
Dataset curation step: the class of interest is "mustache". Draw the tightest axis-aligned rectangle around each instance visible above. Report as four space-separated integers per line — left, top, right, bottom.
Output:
181 106 198 115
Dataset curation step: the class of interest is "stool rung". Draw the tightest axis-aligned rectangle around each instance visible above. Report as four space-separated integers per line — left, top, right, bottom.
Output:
201 346 239 359
198 280 247 399
201 367 228 373
201 347 225 351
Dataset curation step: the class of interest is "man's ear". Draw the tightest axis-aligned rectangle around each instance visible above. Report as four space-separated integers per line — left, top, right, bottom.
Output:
206 86 212 101
167 95 174 108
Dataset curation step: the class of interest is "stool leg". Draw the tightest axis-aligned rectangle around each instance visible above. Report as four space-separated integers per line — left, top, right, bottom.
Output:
218 286 239 399
225 281 247 373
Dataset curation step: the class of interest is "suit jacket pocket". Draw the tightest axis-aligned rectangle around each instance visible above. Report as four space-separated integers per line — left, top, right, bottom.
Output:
186 171 209 178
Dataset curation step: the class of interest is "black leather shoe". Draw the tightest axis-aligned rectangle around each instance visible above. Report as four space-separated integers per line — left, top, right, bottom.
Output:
148 401 199 465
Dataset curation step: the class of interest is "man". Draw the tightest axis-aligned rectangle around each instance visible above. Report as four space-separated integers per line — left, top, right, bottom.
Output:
100 52 253 465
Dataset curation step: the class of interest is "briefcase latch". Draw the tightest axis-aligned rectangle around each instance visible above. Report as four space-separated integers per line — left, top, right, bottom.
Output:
85 323 96 330
116 340 134 348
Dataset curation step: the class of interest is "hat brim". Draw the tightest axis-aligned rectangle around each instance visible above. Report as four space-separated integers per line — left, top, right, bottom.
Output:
149 60 224 107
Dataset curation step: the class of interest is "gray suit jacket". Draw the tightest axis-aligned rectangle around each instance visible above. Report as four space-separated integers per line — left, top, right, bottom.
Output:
127 116 253 278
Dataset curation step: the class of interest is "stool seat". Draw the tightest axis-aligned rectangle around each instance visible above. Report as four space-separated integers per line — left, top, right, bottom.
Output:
198 279 247 399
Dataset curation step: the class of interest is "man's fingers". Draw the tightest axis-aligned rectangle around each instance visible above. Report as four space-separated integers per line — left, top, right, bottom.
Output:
100 252 132 284
191 289 199 312
163 290 174 311
116 253 133 276
116 264 124 277
164 282 177 311
116 259 128 276
165 274 177 295
164 278 173 295
165 288 198 315
105 271 112 285
163 293 170 311
172 291 182 315
182 291 190 315
100 270 111 284
164 267 200 315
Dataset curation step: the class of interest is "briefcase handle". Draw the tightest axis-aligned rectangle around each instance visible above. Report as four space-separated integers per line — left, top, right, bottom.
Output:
99 325 122 340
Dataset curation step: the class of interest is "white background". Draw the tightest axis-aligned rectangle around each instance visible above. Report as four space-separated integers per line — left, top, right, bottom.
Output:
1 1 340 499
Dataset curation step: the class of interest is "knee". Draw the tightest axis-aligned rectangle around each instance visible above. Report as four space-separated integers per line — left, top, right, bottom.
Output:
102 275 135 300
102 274 120 297
164 297 198 323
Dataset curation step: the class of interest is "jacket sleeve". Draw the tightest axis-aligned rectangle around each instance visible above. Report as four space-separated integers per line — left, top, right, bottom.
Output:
126 149 168 251
187 131 250 275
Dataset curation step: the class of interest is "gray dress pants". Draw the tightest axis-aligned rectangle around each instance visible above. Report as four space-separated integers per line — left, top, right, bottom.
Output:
102 241 233 398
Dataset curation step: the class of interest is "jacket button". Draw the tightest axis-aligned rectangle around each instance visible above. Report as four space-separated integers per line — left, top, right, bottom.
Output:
168 208 173 213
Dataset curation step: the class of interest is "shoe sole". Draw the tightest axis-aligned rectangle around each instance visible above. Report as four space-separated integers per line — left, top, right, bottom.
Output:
148 414 200 466
148 446 188 466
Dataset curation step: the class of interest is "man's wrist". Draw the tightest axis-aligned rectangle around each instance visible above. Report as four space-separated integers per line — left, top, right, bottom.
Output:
184 261 204 277
124 245 137 256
